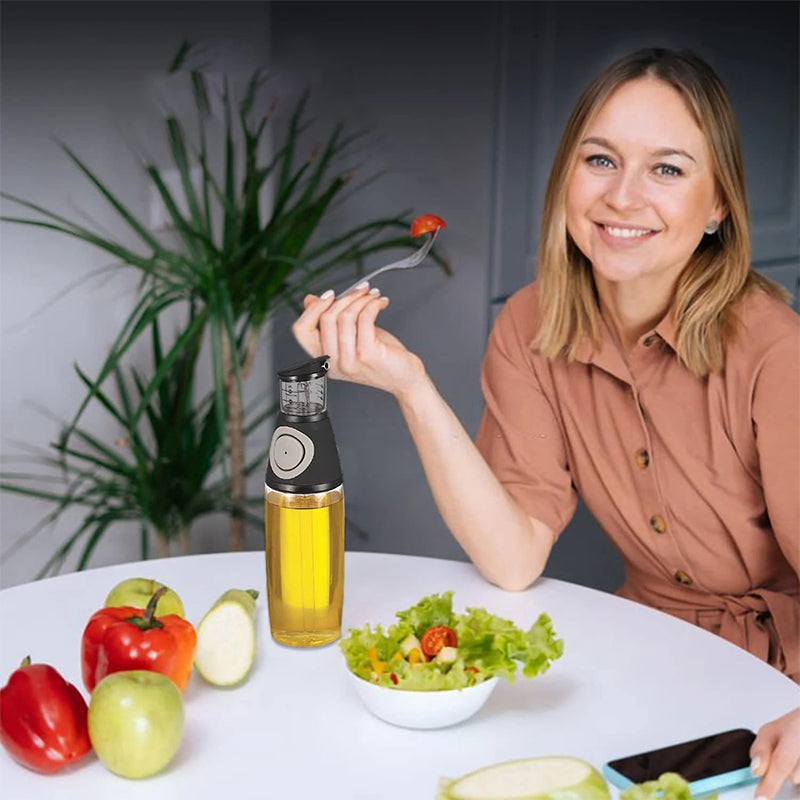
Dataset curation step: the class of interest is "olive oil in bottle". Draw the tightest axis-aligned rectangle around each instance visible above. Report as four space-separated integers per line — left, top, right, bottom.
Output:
265 487 344 647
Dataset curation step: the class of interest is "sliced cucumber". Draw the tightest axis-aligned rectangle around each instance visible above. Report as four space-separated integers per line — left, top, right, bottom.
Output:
437 756 610 800
435 646 458 665
400 633 422 656
194 589 259 687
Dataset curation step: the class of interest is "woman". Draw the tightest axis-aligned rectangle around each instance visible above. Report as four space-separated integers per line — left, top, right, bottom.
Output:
293 48 800 796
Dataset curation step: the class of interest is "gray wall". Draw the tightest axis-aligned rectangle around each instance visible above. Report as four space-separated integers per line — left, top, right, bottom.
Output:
1 2 797 593
269 1 499 567
492 1 800 306
0 2 272 587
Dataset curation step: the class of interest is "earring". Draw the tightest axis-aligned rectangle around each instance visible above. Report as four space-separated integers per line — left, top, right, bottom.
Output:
704 220 720 235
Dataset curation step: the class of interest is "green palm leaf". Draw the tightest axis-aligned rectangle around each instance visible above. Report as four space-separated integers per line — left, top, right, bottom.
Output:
1 40 449 571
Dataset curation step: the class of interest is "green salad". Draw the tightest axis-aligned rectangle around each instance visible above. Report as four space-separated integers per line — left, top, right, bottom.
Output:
340 591 563 691
620 773 712 800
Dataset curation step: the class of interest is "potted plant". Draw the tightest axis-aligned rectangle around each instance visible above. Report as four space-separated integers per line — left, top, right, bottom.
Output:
1 42 448 569
2 316 274 575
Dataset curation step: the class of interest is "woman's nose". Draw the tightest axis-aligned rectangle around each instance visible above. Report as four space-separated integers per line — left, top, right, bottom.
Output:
603 169 646 211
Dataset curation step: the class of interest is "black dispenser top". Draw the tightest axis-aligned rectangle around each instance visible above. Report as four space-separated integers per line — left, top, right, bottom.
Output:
265 355 342 493
277 356 329 420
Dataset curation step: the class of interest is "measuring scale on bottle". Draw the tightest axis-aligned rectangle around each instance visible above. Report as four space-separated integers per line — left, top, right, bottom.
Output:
264 356 344 647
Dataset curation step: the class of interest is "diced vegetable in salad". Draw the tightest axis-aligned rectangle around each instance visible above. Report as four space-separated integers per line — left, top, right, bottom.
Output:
340 592 563 691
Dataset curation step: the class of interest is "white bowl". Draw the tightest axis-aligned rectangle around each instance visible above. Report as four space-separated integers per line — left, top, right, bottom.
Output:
346 670 499 729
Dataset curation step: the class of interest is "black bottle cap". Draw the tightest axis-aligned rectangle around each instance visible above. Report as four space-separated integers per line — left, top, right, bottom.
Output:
278 355 330 382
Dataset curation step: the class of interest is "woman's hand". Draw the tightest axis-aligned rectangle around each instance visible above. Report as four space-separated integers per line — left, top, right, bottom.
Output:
291 283 427 400
751 707 800 799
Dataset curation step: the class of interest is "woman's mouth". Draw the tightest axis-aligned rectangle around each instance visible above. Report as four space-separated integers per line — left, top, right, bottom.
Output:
595 222 658 245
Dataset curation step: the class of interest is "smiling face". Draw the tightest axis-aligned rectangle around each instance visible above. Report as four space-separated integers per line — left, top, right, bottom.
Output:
565 76 727 289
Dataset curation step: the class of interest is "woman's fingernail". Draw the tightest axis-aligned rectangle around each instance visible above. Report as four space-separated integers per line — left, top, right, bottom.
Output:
750 757 761 774
355 280 369 291
368 287 381 296
319 289 334 300
380 296 390 306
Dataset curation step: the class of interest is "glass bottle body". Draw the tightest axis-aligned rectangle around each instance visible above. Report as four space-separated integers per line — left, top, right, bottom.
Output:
264 484 344 647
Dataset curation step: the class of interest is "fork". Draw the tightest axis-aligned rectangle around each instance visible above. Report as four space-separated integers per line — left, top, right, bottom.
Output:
337 228 440 297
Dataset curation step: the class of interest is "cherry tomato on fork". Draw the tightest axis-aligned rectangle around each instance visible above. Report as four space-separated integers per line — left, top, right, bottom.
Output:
410 213 446 238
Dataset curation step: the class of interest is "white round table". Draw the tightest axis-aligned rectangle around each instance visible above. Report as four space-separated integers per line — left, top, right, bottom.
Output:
0 551 797 799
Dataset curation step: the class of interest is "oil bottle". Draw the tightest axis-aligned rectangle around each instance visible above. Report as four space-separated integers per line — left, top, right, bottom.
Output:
264 356 344 647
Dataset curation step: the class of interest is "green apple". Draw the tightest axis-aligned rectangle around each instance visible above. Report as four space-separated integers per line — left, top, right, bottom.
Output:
104 577 185 618
88 670 184 779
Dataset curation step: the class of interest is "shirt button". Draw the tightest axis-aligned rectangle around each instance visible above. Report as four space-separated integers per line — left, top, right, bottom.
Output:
635 449 650 469
643 334 659 347
674 570 693 586
649 514 667 533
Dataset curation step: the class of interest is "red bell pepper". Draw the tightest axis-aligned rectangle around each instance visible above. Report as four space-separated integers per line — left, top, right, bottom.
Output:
81 587 197 692
0 656 91 774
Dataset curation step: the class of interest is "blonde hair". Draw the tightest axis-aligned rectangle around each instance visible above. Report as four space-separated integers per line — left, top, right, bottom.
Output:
536 48 790 376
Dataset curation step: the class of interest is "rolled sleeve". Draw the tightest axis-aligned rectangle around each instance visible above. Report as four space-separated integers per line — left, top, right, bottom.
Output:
475 299 577 537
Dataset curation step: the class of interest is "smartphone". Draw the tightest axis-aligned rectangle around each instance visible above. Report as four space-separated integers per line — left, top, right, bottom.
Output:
603 728 758 796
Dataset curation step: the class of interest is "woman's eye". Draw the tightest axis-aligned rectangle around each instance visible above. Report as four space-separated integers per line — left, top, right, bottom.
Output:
655 163 683 178
586 154 615 169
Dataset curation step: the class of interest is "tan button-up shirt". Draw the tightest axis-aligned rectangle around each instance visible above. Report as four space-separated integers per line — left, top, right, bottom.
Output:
476 282 800 681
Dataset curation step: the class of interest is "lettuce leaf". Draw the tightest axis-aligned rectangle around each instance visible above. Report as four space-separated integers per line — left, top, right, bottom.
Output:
340 592 563 691
456 607 564 682
395 591 454 632
620 773 717 800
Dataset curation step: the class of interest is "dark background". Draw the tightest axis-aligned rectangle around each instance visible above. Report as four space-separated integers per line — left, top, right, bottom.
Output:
1 1 797 590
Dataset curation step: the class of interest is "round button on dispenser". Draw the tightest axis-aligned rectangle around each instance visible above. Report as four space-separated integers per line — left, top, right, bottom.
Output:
268 426 315 481
272 433 305 472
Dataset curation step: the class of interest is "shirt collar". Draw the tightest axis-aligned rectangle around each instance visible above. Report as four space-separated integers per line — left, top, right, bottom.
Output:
652 305 678 352
571 302 678 379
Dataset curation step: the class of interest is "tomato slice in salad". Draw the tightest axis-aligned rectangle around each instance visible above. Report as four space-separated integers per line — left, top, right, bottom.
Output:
420 625 457 658
410 213 446 238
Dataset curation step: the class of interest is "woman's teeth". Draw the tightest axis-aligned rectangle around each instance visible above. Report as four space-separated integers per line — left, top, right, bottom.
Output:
603 225 653 238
